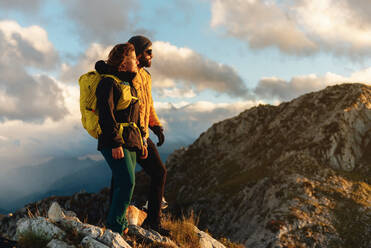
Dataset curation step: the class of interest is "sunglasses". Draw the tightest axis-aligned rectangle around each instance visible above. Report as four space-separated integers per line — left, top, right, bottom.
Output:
144 49 152 56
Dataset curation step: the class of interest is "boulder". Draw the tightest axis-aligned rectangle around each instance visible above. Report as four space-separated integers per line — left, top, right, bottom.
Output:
96 229 131 248
59 217 103 239
81 236 110 248
48 202 65 222
194 226 226 248
128 225 178 247
16 217 65 241
47 239 75 248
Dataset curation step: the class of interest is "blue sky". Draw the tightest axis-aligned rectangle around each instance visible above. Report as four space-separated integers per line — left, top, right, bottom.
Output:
0 0 370 174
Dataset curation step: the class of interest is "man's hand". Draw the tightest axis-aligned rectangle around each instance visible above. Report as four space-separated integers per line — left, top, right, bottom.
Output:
150 126 165 146
112 146 124 159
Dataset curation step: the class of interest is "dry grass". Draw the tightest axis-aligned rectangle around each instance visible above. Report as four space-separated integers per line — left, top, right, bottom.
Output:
17 231 50 248
219 237 245 248
60 224 84 248
162 211 201 248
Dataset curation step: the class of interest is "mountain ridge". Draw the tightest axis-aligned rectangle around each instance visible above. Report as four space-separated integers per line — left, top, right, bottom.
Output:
163 83 371 247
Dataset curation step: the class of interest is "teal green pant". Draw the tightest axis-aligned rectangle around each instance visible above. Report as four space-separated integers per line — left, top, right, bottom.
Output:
101 147 136 233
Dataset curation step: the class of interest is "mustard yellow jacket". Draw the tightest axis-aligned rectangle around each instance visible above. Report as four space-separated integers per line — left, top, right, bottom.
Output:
132 68 161 138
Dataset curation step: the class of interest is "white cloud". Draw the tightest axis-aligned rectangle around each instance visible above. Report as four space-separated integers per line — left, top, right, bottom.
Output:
151 41 250 98
210 0 371 57
157 87 196 99
211 0 315 54
60 43 113 83
254 68 371 101
0 20 59 69
0 83 95 169
0 20 66 122
0 64 67 122
156 100 261 142
350 67 371 81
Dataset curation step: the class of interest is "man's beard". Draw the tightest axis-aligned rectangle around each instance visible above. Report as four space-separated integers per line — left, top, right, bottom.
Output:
139 56 151 68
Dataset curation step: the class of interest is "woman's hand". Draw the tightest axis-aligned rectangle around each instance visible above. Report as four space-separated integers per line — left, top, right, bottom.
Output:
112 146 124 159
140 145 148 160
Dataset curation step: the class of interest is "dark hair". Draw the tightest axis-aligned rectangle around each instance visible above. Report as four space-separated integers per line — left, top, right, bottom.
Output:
128 35 152 55
107 43 135 69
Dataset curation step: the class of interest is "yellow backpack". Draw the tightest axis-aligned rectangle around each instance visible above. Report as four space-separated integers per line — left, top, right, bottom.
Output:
78 71 134 139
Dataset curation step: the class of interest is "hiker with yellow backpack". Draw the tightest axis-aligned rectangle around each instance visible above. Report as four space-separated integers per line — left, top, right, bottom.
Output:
79 42 147 235
101 36 170 236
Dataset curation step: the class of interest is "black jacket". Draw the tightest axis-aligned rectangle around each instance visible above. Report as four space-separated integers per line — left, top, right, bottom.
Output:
95 60 145 151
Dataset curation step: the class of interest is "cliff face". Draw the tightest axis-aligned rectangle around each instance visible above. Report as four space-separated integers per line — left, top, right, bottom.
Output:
164 83 371 247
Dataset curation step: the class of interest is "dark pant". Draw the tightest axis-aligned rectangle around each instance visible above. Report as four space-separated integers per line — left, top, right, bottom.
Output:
110 138 167 226
102 147 136 233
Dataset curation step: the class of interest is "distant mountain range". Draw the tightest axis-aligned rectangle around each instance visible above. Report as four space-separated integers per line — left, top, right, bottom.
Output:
0 208 7 215
0 141 185 213
0 157 108 213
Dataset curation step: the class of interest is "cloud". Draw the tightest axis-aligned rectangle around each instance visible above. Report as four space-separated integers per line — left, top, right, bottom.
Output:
344 0 371 24
0 20 66 122
0 0 43 13
157 87 196 99
254 68 371 101
210 0 315 55
151 41 250 98
0 69 68 122
0 20 59 69
62 0 138 44
0 83 94 169
154 100 260 143
60 43 112 83
0 0 138 44
210 0 371 57
78 154 104 161
61 41 251 99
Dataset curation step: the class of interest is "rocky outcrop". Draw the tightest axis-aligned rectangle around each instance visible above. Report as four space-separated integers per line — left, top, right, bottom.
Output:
15 203 132 248
1 197 226 248
0 189 111 241
165 83 371 247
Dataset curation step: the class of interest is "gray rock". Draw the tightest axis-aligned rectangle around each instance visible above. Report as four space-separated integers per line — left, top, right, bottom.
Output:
59 217 103 239
47 239 75 248
81 236 110 248
48 202 65 222
194 226 226 248
96 229 131 248
16 217 65 241
128 225 178 247
64 210 77 218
